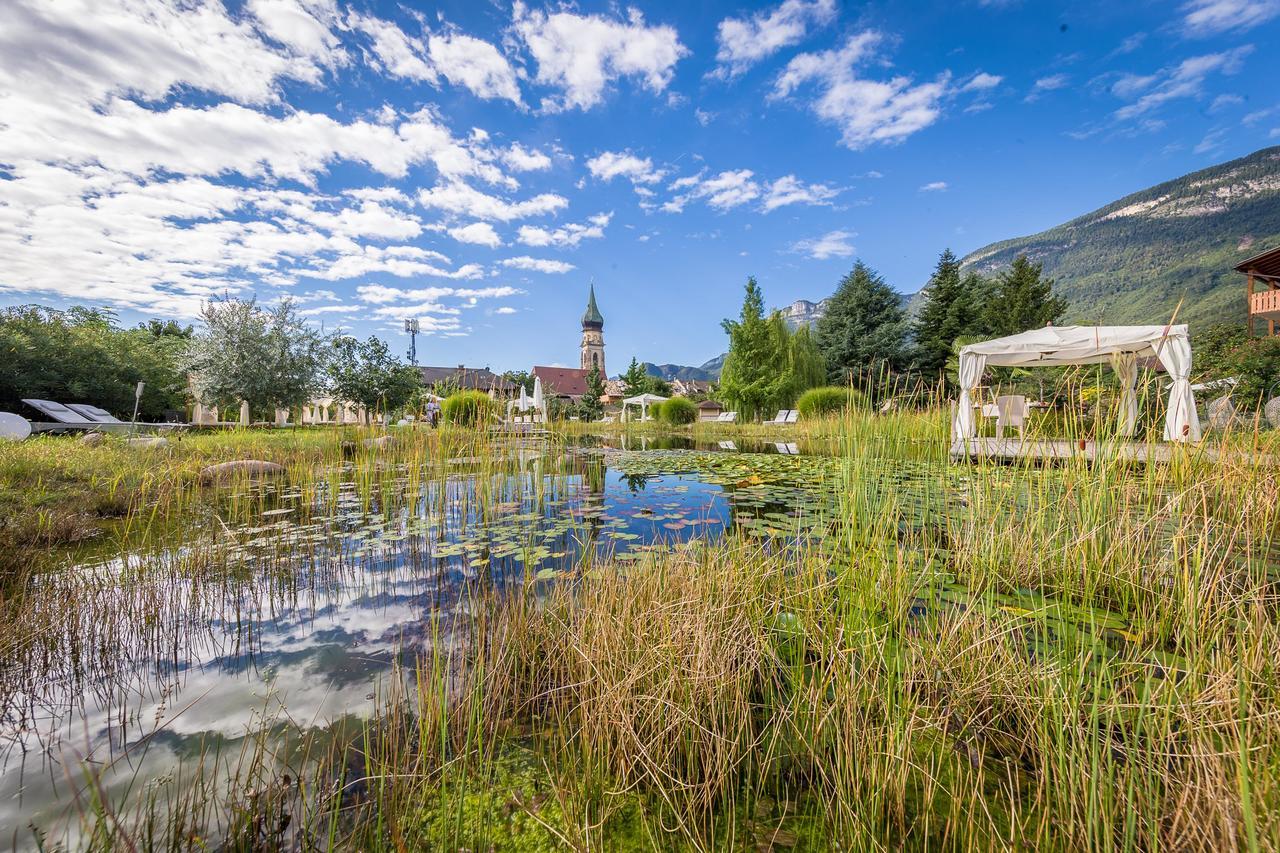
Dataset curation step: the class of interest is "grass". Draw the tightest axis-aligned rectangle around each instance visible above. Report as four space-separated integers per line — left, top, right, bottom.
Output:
2 406 1279 850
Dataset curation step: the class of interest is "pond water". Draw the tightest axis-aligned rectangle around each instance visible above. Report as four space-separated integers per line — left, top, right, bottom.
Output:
0 437 846 847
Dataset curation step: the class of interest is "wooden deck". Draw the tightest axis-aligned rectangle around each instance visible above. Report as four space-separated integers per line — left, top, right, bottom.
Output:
952 437 1201 464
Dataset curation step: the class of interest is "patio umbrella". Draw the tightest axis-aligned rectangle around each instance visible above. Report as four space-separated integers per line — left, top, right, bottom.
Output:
532 376 544 411
517 385 530 412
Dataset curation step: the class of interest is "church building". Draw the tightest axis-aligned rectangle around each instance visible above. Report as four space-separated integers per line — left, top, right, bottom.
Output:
531 284 609 402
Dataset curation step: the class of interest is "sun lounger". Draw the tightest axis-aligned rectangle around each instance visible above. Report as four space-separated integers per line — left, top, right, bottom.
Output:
785 410 799 424
716 411 738 423
66 404 125 424
764 409 789 425
22 399 96 425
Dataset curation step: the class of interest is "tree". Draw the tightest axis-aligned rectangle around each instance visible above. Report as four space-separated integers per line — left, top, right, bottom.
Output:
981 255 1067 337
815 261 909 389
182 296 327 418
0 305 191 419
326 334 421 416
719 278 825 420
913 249 986 377
502 370 535 394
579 364 605 421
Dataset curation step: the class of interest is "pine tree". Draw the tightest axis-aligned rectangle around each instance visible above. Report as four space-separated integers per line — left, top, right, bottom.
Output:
815 261 908 389
981 255 1067 337
912 249 964 376
579 364 605 421
621 357 650 396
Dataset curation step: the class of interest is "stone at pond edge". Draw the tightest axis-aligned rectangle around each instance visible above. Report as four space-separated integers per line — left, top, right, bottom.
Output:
79 431 106 447
126 435 169 449
199 460 285 484
1266 397 1280 430
1207 395 1239 431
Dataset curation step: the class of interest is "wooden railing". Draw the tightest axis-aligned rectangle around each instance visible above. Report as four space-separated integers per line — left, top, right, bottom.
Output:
1251 288 1280 316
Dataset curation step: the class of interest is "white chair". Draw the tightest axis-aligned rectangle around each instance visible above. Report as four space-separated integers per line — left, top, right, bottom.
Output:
995 395 1029 439
784 410 799 424
764 409 789 425
722 411 737 423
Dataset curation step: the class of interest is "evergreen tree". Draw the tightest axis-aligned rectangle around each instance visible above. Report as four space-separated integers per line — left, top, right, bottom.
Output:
621 357 651 396
981 255 1067 337
579 364 605 421
815 261 908 389
720 278 825 420
912 249 964 376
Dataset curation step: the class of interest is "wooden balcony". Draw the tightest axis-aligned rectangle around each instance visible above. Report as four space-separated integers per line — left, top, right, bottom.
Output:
1250 288 1280 319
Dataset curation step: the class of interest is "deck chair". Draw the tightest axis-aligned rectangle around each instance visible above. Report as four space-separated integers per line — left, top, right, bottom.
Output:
720 411 737 423
994 395 1029 439
764 409 789 425
784 410 799 424
22 399 96 425
66 404 125 424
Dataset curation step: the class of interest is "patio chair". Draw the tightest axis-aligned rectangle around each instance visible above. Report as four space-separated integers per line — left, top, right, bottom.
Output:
764 409 789 425
994 395 1029 439
784 410 799 424
720 411 737 423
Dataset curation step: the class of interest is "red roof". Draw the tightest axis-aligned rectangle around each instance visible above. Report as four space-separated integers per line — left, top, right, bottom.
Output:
532 365 590 397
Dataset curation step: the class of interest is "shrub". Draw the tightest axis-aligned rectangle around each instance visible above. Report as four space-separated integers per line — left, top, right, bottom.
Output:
1223 336 1280 411
797 386 866 420
442 390 496 426
657 396 697 425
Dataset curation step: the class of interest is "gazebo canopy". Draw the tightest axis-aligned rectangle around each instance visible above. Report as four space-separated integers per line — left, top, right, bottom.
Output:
952 324 1200 445
621 393 667 421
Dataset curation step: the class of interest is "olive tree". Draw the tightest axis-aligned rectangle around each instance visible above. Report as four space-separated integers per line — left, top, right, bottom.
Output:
183 297 326 418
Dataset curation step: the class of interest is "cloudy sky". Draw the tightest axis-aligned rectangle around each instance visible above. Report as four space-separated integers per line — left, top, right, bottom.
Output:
2 0 1278 370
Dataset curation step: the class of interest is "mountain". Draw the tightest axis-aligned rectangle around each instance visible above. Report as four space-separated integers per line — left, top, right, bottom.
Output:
699 353 726 377
780 298 829 329
958 146 1280 329
642 362 718 382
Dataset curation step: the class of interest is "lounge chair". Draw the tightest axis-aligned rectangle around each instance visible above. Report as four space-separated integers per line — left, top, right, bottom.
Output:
716 411 738 423
785 410 799 424
22 399 97 428
764 409 789 425
66 404 126 424
994 395 1029 439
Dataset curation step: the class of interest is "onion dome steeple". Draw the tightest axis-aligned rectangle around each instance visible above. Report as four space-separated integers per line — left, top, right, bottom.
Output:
581 283 604 330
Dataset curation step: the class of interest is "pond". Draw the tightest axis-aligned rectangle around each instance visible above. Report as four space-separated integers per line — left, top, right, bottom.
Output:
0 436 850 848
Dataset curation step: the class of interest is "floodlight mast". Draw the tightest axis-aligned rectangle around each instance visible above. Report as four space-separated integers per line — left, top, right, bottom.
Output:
404 318 420 365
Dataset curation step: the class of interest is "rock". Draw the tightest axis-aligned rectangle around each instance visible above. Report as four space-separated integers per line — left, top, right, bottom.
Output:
79 431 106 447
199 460 285 484
126 436 169 449
1266 397 1280 430
362 435 393 449
1207 395 1240 431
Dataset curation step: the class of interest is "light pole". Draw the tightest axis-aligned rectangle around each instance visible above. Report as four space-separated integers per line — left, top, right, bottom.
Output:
404 318 419 365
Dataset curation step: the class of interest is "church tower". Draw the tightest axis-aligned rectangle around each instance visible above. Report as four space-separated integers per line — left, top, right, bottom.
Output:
580 283 605 377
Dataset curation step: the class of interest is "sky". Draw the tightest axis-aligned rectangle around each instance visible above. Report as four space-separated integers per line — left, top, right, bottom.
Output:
2 0 1279 372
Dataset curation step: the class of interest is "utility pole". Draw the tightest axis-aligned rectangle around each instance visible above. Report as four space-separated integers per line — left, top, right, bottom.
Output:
404 318 419 365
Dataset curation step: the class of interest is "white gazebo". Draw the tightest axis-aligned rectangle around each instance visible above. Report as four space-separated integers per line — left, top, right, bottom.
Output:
952 325 1200 452
621 393 667 422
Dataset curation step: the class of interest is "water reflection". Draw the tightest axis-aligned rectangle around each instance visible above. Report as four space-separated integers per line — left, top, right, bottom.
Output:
0 438 829 848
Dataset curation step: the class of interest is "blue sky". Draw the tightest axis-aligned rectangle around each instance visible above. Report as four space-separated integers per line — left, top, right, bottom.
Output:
1 0 1278 372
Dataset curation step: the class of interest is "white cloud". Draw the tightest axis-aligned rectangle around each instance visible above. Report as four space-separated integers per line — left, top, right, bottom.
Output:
586 151 664 184
447 222 502 248
418 181 568 222
919 181 948 192
502 143 553 172
493 306 519 315
426 30 522 105
761 175 840 211
1182 0 1279 36
961 72 1003 92
349 11 435 82
517 213 611 248
790 230 856 260
1025 73 1070 102
1113 47 1253 120
500 256 576 274
512 2 687 111
773 33 954 149
713 0 836 79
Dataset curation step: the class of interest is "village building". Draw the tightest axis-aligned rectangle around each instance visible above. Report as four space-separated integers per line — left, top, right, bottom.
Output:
418 365 516 397
1240 244 1280 336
